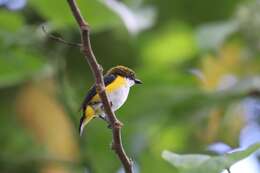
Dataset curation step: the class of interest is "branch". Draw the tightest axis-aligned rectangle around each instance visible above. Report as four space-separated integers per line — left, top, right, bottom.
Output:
66 0 133 172
41 25 81 47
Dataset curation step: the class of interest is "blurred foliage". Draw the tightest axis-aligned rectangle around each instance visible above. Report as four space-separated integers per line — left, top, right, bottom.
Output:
1 0 260 173
29 0 121 30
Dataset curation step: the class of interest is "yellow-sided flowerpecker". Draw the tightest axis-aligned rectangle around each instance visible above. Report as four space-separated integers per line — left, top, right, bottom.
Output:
79 65 142 135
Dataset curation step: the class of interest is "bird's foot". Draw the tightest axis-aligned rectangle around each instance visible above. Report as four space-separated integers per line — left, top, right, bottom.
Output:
107 121 123 129
114 120 123 128
100 101 113 110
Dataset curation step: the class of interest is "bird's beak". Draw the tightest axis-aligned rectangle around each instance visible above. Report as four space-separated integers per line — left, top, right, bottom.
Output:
134 78 142 84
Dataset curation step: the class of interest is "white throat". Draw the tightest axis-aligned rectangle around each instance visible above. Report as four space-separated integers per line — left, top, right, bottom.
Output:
126 78 135 87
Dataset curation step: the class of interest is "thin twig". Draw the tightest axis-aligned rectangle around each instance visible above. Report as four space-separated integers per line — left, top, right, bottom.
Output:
42 25 81 47
66 0 133 173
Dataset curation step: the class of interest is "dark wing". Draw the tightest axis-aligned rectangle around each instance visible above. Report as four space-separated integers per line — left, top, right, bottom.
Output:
80 74 116 112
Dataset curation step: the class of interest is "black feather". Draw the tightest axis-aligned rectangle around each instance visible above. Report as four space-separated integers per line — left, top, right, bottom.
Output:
79 116 85 134
80 74 116 113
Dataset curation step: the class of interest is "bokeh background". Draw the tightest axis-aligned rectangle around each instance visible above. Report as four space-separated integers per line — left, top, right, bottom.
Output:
1 0 260 173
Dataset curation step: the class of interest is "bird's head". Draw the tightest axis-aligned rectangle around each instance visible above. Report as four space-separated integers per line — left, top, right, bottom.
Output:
106 65 142 85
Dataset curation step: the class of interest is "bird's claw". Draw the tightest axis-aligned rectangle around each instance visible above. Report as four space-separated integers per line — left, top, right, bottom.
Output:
107 121 123 129
101 101 113 111
114 120 123 128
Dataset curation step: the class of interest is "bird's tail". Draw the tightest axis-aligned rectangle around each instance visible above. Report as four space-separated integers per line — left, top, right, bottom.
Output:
79 106 95 136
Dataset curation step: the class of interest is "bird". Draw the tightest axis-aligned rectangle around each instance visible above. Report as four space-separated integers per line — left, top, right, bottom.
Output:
79 65 142 136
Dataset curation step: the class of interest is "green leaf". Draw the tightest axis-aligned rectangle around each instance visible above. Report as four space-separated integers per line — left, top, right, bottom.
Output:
29 0 121 31
162 143 260 173
0 48 47 88
0 10 24 32
162 151 210 170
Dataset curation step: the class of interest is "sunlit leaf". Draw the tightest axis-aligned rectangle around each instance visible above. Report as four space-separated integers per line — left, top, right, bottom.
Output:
199 43 242 91
141 24 197 66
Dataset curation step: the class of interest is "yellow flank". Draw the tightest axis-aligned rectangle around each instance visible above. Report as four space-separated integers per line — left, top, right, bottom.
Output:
91 76 126 103
80 105 96 133
85 105 95 118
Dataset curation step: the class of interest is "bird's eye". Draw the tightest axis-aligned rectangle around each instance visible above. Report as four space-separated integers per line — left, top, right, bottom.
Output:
129 75 135 80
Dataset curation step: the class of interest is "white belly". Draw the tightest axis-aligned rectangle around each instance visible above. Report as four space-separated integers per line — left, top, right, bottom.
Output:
93 78 134 118
108 86 130 111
